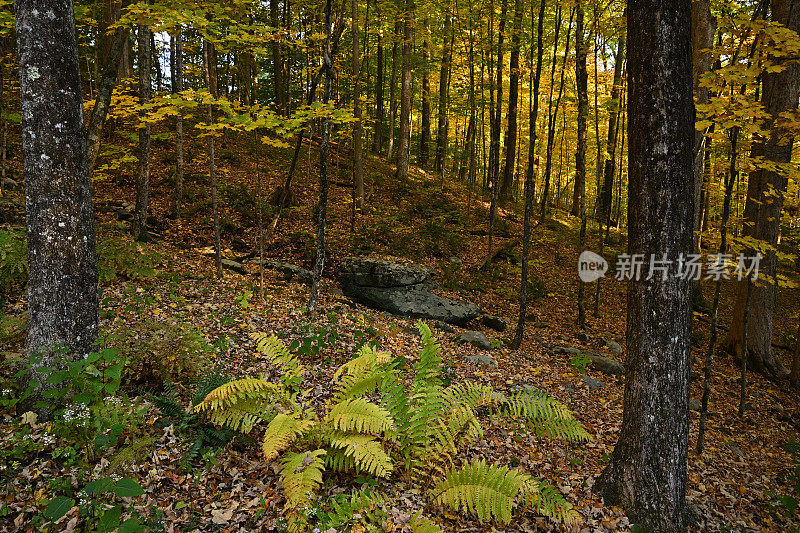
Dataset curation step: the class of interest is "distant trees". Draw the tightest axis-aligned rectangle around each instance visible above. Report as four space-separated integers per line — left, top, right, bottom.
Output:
595 0 694 530
16 0 99 407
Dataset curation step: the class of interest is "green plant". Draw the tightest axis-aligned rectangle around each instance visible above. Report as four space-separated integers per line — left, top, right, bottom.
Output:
105 321 213 390
288 318 340 358
0 229 27 292
570 353 591 374
764 439 800 531
149 369 237 468
42 476 145 532
196 323 590 529
315 489 387 530
97 232 160 282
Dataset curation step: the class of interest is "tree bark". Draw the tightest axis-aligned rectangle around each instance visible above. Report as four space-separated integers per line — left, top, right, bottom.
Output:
499 0 523 202
434 8 453 172
512 0 546 349
594 0 694 529
394 0 413 182
352 0 364 208
271 0 289 115
16 0 99 408
387 20 400 159
574 1 588 324
489 0 508 189
134 24 151 242
419 18 431 167
169 27 185 219
205 38 223 278
724 0 799 380
373 31 384 152
86 25 129 171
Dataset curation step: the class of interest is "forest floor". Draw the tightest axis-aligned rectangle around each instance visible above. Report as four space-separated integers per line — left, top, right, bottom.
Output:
1 130 800 531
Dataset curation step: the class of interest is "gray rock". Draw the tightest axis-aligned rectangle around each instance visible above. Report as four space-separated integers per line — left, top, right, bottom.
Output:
221 259 246 275
464 353 497 368
255 260 313 284
552 345 581 355
456 331 492 350
607 340 623 354
582 375 605 391
689 398 701 411
338 257 482 325
587 354 625 376
509 382 539 394
435 320 456 333
481 314 507 332
338 257 433 288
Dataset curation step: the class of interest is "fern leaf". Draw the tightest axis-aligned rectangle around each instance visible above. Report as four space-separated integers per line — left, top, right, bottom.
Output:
432 461 534 524
413 321 443 392
252 333 304 378
324 447 357 473
380 369 410 437
261 413 314 462
326 398 395 435
194 379 284 433
280 449 327 508
409 511 443 533
327 431 393 477
334 367 386 401
333 344 392 380
499 389 591 442
523 479 583 525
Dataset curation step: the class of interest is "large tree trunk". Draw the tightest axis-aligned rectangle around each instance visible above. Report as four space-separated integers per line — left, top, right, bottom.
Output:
271 0 288 115
134 24 151 242
394 1 413 182
352 0 364 208
594 0 694 529
86 25 129 171
724 0 799 380
489 0 508 190
499 0 522 202
434 8 453 172
16 0 99 408
419 18 431 167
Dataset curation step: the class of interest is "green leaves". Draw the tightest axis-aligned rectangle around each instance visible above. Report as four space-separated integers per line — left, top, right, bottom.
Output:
43 496 74 521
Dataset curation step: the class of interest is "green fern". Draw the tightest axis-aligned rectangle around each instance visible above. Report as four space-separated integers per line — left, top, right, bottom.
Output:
261 413 315 461
280 449 327 508
326 431 393 477
409 511 442 533
194 378 286 433
252 332 304 378
319 489 387 530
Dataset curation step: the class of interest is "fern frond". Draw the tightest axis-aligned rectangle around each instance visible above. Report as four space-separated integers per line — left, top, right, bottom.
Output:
333 344 392 380
324 447 357 473
262 413 315 462
498 389 591 442
326 398 395 435
380 369 410 437
413 322 443 392
280 449 327 508
442 382 495 410
194 379 284 433
406 385 445 452
252 333 305 378
409 511 443 533
432 403 483 461
523 478 583 525
432 460 534 524
334 366 386 401
323 489 387 530
327 431 393 477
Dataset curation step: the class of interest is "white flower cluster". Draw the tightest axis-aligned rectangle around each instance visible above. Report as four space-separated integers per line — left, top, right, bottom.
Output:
1 389 11 396
105 396 122 408
40 432 55 445
62 403 90 427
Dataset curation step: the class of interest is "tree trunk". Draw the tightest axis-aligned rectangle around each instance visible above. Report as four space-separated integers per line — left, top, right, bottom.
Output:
309 0 335 313
499 0 522 202
434 9 453 172
352 0 364 208
540 7 572 221
599 36 624 225
134 24 151 242
205 39 223 278
691 0 717 303
489 0 507 189
169 27 185 219
394 0 413 182
419 18 431 167
86 26 129 171
724 0 799 380
387 20 400 158
574 1 588 323
594 0 694 529
512 0 545 349
271 0 288 115
16 0 99 409
373 31 384 152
